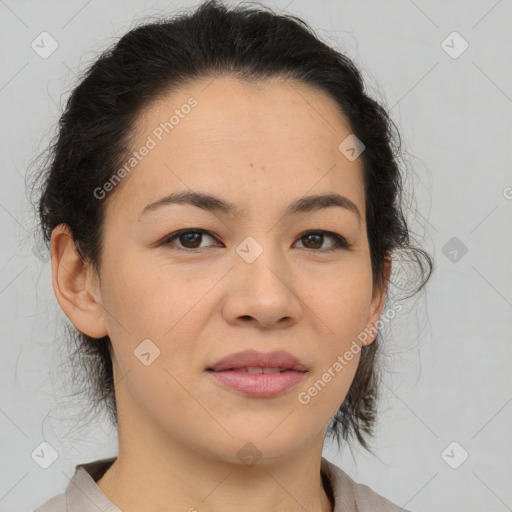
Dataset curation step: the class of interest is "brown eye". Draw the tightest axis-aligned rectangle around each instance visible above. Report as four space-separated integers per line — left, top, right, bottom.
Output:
301 233 323 249
162 229 218 250
162 229 349 252
295 231 350 251
179 232 203 248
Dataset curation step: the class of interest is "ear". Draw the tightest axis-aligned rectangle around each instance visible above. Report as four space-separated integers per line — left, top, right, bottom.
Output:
50 223 108 338
363 256 392 346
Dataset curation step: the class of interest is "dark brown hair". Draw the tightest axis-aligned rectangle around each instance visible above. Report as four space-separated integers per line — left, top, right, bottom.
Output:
29 0 433 452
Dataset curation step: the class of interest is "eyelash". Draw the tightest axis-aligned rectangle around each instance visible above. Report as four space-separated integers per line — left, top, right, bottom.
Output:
160 229 351 252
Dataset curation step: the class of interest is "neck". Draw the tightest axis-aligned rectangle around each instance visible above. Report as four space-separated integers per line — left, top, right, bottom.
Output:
97 406 333 512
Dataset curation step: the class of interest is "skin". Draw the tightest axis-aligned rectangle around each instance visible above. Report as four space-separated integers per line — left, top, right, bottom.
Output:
51 75 391 512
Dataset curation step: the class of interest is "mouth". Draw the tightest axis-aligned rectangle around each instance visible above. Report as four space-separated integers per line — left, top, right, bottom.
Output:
206 350 308 397
207 367 303 374
206 349 309 373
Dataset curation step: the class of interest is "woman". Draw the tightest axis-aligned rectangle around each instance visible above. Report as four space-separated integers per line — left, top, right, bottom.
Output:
31 0 432 510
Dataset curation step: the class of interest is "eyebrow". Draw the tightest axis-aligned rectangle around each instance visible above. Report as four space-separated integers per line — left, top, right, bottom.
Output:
138 190 361 222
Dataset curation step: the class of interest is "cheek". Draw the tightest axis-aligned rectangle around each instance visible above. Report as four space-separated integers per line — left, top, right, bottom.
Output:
101 256 195 338
100 257 209 391
297 350 361 426
308 264 374 337
301 268 372 405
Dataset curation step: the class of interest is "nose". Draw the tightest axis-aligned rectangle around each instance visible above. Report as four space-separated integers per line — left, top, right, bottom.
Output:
222 245 304 330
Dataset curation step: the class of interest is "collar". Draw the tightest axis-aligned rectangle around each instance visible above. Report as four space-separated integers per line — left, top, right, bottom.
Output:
65 456 357 511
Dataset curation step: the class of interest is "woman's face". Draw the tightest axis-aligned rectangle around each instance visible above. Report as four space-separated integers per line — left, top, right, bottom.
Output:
87 76 388 463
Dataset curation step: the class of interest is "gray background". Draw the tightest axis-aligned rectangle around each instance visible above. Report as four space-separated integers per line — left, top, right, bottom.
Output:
1 0 511 511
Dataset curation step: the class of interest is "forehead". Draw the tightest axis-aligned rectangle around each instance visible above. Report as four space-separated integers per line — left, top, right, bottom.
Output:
106 75 365 221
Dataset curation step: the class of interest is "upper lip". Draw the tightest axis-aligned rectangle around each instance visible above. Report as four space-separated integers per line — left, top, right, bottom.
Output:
207 349 308 372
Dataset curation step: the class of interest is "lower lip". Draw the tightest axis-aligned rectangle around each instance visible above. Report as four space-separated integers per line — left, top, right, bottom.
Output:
207 370 307 397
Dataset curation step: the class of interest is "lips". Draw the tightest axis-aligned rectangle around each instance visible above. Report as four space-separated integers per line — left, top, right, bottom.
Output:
206 350 308 398
206 349 308 373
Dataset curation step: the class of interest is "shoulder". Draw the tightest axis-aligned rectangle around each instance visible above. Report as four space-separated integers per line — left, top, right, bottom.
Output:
321 457 412 512
350 478 411 512
32 457 118 512
32 493 66 512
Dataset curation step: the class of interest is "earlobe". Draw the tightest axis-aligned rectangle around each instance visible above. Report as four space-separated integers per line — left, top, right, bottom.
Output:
50 224 108 338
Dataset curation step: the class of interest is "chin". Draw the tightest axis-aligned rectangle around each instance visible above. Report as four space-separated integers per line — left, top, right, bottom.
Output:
199 430 315 467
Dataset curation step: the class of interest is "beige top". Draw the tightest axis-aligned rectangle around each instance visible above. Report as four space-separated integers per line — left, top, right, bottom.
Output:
33 456 410 512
